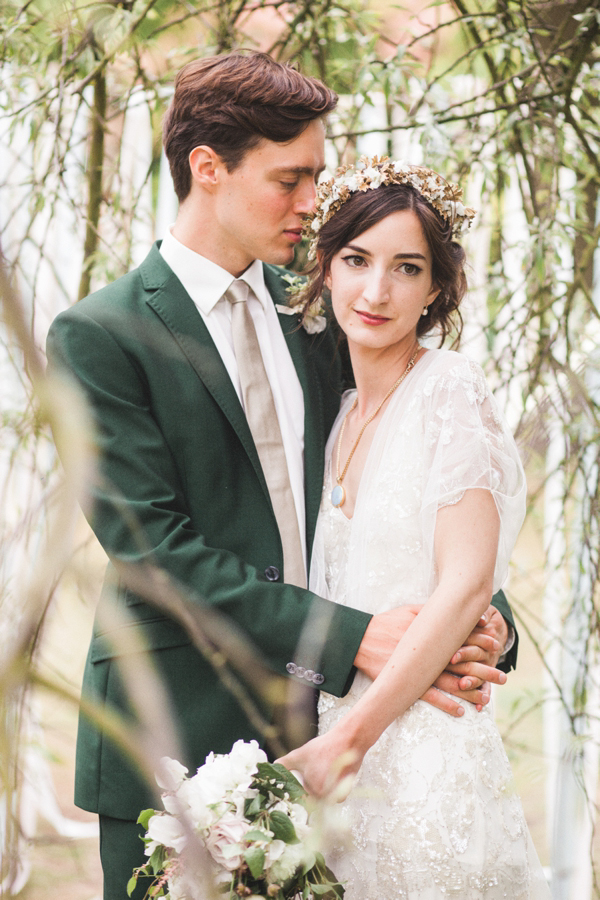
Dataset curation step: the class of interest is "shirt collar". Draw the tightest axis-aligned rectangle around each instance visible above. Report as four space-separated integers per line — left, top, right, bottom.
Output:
160 228 269 314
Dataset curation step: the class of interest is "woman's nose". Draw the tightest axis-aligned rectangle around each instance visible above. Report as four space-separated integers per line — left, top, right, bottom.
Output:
362 271 389 306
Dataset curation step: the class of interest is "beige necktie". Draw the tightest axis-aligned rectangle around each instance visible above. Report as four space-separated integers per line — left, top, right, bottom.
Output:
226 279 306 589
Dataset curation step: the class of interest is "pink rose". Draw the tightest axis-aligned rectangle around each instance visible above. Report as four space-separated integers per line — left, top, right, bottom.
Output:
204 815 251 871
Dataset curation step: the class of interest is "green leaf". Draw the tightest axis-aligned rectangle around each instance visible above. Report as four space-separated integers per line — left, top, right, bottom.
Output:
244 845 265 879
301 849 317 874
221 842 243 859
254 762 306 801
137 808 156 829
268 810 298 843
147 845 166 875
126 875 138 897
244 795 262 817
244 829 271 843
309 882 345 897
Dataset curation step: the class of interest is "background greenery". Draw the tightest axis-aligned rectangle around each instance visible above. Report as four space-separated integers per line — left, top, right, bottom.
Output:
1 0 600 894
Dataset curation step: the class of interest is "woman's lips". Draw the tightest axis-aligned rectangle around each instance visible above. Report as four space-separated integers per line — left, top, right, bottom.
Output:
355 309 390 326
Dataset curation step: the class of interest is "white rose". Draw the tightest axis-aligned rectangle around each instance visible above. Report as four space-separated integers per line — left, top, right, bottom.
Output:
268 841 307 885
289 803 311 840
176 776 223 829
303 315 326 334
205 814 251 871
264 838 286 866
156 757 189 792
145 814 188 855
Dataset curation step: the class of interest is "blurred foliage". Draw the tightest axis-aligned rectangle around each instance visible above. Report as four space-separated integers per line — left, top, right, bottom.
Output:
1 0 600 892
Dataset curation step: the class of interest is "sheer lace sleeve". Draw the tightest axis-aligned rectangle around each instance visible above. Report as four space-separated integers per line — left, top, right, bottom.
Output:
419 354 526 592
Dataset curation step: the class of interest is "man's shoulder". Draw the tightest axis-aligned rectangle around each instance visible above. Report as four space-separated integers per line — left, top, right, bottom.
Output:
51 244 168 327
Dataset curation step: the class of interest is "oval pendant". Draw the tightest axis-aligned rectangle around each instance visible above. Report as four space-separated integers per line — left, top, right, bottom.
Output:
331 483 346 508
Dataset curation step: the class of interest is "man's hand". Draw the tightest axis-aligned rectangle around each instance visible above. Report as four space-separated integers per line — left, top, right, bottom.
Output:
354 605 422 682
354 604 509 718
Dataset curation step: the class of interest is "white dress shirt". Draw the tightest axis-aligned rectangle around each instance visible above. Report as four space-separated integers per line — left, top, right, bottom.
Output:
160 229 307 574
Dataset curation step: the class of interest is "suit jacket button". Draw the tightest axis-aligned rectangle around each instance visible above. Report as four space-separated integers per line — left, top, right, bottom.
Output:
264 566 280 581
313 673 325 685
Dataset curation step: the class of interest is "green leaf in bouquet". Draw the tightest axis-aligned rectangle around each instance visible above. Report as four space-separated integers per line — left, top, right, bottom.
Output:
308 882 345 897
301 849 317 874
306 854 345 898
244 794 263 817
268 810 298 843
244 845 266 878
254 762 306 801
137 808 156 830
147 844 167 875
221 842 244 860
244 828 271 843
126 875 138 897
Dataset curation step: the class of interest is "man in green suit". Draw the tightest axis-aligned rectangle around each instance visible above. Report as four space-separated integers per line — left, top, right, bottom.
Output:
46 52 517 899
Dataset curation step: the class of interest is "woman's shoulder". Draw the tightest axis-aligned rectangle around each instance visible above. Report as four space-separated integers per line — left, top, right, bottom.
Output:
420 349 489 400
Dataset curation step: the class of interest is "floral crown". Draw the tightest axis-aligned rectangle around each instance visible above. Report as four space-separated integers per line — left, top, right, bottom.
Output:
303 155 476 258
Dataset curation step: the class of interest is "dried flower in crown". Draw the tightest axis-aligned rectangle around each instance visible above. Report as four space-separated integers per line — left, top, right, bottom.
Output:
303 156 476 258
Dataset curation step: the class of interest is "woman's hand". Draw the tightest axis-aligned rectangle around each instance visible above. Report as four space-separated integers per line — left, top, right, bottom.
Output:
276 731 363 799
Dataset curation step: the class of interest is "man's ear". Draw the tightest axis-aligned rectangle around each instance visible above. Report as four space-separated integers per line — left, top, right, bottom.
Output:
189 145 224 190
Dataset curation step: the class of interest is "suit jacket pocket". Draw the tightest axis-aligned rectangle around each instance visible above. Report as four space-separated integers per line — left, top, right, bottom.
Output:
90 615 191 663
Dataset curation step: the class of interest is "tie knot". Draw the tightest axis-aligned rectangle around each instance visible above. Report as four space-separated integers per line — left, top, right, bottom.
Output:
226 279 250 306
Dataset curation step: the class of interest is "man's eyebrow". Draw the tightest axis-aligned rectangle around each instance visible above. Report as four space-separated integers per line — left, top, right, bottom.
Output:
345 243 427 261
272 165 326 176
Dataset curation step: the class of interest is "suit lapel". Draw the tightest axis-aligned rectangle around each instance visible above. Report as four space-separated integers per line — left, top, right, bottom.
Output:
140 245 269 498
264 266 326 556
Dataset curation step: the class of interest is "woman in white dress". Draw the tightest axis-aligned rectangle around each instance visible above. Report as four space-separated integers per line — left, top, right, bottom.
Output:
279 158 550 899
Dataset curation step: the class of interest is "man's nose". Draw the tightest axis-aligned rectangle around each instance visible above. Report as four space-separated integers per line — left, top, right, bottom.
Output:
294 181 317 215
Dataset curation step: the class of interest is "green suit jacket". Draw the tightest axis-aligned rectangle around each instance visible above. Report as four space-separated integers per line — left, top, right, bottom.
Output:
46 243 517 821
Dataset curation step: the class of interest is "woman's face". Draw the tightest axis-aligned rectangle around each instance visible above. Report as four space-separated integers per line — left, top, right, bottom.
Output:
325 209 440 357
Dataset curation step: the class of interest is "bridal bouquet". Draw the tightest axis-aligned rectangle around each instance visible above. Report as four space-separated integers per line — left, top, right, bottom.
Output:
128 740 344 900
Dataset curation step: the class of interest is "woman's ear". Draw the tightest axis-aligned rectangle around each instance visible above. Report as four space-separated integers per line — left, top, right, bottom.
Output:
428 282 441 303
320 255 332 291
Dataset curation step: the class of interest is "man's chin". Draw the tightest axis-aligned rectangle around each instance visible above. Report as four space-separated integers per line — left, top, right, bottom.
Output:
263 244 296 267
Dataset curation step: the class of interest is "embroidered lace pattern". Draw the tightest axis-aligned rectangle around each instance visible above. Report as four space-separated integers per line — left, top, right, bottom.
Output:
314 350 550 899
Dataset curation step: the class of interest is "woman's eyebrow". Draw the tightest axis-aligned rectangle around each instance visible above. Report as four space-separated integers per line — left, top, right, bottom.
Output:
345 243 426 261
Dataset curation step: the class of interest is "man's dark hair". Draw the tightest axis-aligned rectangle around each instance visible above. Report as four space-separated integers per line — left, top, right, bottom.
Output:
163 52 337 201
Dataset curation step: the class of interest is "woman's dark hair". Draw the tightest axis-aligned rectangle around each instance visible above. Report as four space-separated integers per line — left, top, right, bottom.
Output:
163 52 337 201
303 182 467 345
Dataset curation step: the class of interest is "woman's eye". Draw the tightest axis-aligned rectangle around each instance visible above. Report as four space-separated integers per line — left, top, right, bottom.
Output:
399 263 421 276
342 255 366 267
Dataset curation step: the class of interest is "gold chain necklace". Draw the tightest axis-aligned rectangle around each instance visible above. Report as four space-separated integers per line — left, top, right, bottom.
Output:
331 346 420 509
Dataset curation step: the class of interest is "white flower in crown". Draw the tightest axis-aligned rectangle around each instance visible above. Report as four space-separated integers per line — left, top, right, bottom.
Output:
343 173 361 191
303 155 476 258
276 274 327 333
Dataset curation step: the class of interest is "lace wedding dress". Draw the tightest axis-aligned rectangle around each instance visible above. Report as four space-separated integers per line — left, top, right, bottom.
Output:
313 350 550 899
